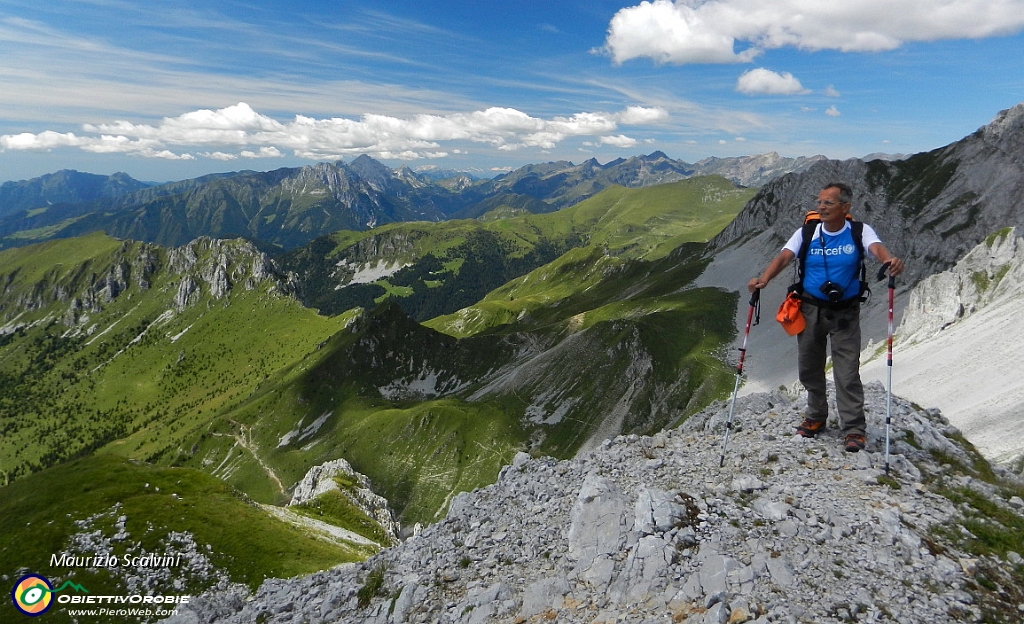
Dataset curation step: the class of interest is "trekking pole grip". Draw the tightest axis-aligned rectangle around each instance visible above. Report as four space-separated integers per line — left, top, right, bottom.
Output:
876 261 896 289
748 288 760 307
747 287 761 327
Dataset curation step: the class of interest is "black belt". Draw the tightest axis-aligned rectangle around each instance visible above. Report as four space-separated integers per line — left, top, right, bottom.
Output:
798 293 861 310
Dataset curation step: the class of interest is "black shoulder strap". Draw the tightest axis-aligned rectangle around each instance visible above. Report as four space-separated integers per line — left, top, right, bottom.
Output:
850 221 865 257
850 221 869 300
796 221 819 285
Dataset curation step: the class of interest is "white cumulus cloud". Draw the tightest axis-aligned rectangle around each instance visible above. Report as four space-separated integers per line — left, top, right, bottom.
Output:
736 68 810 95
604 0 1024 64
603 0 760 64
599 134 640 148
0 103 669 162
826 105 841 117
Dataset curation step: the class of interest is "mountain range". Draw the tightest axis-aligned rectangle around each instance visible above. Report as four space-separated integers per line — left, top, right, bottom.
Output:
1 102 1023 622
1 174 760 622
0 151 824 252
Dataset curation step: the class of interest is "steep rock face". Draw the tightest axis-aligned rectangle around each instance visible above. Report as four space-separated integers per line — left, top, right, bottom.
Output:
861 228 1024 466
167 386 1024 624
896 228 1023 344
0 239 156 326
0 236 297 330
165 238 297 310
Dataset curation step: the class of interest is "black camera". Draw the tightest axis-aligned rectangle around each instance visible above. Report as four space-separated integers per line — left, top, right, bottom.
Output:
819 281 845 302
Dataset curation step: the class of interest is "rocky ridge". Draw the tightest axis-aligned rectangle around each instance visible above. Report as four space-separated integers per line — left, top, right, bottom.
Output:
690 152 828 189
890 227 1023 346
166 384 1024 624
0 236 297 335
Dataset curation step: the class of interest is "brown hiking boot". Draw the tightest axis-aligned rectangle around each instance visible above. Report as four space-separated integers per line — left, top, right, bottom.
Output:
796 418 826 438
844 434 866 453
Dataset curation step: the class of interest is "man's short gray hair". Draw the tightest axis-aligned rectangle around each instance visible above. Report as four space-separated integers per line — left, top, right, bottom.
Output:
823 182 853 204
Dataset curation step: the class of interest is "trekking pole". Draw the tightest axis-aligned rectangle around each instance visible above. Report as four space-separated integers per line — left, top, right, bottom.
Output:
720 288 760 468
877 262 896 475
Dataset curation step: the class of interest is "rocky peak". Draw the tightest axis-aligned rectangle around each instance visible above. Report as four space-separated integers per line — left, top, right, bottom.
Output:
979 102 1024 152
286 162 355 196
167 385 1024 624
169 237 295 311
347 155 398 192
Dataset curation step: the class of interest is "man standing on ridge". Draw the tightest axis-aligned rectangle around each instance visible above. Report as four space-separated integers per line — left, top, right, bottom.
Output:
747 182 905 453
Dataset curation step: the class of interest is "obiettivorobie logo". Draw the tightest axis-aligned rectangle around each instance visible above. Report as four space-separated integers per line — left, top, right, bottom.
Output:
10 573 190 618
11 574 88 616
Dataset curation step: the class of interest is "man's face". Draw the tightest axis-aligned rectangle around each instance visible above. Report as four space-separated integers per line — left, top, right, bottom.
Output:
816 187 849 223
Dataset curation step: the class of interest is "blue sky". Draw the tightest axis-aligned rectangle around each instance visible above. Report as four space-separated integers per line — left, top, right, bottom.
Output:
1 0 1023 183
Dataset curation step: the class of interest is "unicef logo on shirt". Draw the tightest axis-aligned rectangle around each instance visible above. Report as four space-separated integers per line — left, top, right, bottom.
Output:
842 243 856 255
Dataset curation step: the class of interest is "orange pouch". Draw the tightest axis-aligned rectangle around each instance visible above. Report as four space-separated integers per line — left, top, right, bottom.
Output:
776 292 805 336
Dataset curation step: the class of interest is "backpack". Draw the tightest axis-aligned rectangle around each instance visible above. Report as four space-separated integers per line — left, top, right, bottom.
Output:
790 211 869 303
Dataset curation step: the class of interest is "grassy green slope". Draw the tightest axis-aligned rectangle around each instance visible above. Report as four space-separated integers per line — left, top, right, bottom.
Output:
283 176 753 321
0 235 348 482
175 303 526 524
518 175 752 259
452 244 740 450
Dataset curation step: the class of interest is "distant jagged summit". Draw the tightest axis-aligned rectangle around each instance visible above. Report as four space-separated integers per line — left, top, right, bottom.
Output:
167 385 1024 624
692 151 828 187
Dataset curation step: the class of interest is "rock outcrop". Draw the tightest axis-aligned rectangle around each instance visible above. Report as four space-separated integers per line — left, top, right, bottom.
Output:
0 235 299 330
893 228 1023 345
165 384 1024 624
289 459 401 545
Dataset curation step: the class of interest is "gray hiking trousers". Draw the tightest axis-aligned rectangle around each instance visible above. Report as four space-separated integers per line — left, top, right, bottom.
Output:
797 300 866 437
